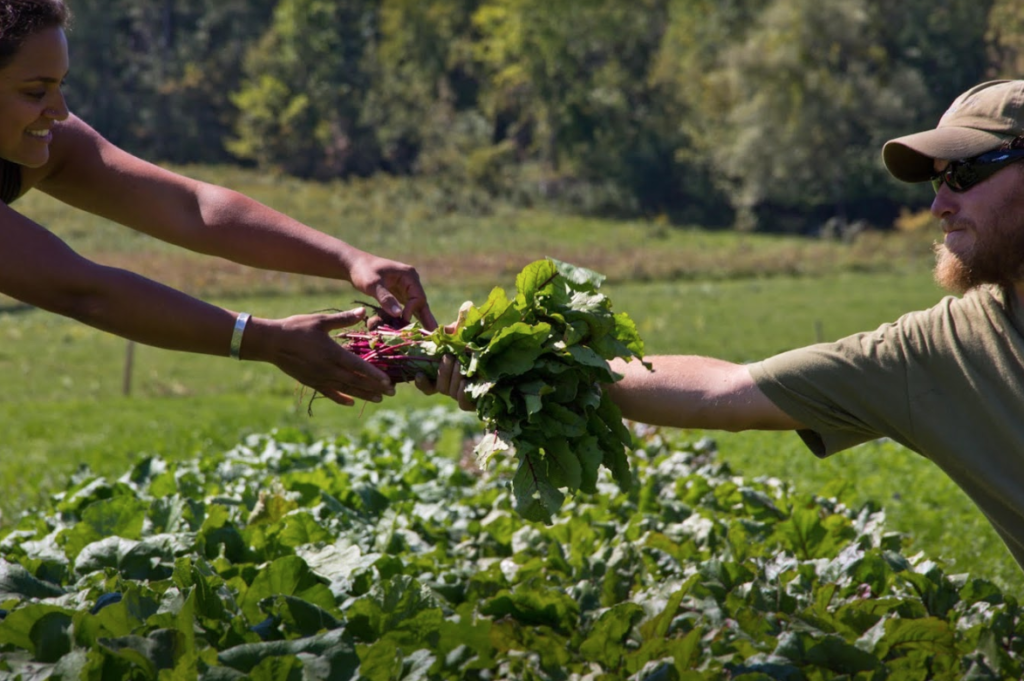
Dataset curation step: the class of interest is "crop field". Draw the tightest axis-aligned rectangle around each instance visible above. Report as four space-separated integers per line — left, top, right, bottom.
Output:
1 166 1021 600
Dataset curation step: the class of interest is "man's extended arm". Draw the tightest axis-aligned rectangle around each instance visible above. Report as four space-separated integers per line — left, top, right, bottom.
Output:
606 356 805 431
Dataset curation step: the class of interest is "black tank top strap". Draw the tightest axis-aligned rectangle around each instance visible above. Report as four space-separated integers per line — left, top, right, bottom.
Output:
0 159 22 205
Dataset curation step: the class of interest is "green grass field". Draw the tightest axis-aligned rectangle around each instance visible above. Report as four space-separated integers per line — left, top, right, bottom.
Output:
3 166 1020 596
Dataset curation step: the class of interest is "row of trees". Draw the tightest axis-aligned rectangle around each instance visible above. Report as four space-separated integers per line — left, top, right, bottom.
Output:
64 0 1023 231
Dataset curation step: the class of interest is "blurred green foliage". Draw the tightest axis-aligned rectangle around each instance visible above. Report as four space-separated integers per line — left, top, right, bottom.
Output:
60 0 1024 232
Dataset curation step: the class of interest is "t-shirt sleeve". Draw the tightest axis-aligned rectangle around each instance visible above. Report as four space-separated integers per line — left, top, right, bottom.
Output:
748 321 916 458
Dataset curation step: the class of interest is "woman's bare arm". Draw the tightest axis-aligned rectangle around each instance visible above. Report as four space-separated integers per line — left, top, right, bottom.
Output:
0 203 394 406
32 115 434 327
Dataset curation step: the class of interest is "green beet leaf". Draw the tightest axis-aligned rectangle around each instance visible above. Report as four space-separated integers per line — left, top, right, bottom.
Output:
0 604 74 661
512 447 567 522
0 560 65 600
217 629 357 675
543 439 583 491
515 259 560 307
239 556 336 626
578 602 645 667
551 257 605 289
476 322 550 379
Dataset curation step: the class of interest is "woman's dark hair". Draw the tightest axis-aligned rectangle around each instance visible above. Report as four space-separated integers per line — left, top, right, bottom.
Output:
0 0 70 70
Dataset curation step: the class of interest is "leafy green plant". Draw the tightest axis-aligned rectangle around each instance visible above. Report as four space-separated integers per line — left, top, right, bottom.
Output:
1 407 1022 679
341 258 651 523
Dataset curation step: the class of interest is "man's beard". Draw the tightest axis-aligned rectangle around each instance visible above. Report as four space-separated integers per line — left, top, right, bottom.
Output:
933 216 1024 294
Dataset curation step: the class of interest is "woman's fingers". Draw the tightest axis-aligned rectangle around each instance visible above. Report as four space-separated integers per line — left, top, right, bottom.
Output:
404 294 437 331
313 387 357 407
318 307 369 332
348 253 437 331
257 309 401 405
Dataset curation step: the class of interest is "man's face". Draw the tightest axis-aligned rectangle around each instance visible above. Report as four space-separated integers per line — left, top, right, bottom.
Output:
930 157 1024 293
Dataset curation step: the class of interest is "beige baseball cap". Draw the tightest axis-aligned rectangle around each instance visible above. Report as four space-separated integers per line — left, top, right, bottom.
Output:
882 80 1024 183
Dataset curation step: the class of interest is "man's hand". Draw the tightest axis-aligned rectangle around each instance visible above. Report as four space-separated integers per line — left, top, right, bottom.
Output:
416 355 476 412
414 300 475 411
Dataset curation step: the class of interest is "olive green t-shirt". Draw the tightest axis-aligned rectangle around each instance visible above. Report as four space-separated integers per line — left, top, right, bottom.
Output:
748 285 1024 571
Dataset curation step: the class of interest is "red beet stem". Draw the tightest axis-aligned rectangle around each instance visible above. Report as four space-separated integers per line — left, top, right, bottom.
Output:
337 327 440 383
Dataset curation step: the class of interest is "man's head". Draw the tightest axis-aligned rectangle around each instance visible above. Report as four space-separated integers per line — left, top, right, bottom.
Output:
883 81 1024 295
883 80 1024 183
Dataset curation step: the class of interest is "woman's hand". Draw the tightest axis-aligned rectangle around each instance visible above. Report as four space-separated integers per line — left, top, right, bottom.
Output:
244 307 397 407
347 252 437 331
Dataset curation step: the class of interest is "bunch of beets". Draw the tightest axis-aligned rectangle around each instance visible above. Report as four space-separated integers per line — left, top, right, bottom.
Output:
335 258 651 523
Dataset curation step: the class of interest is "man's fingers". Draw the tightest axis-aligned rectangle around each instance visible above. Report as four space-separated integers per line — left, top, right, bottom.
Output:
456 378 475 412
436 355 459 394
442 301 474 334
414 373 437 395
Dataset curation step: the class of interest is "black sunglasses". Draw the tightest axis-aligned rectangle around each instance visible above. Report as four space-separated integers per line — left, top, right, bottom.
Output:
931 147 1024 194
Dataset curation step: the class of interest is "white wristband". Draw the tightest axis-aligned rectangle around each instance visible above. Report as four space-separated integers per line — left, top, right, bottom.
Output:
229 312 250 360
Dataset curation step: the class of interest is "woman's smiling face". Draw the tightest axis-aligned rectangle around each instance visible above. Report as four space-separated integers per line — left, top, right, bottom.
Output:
0 26 69 168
